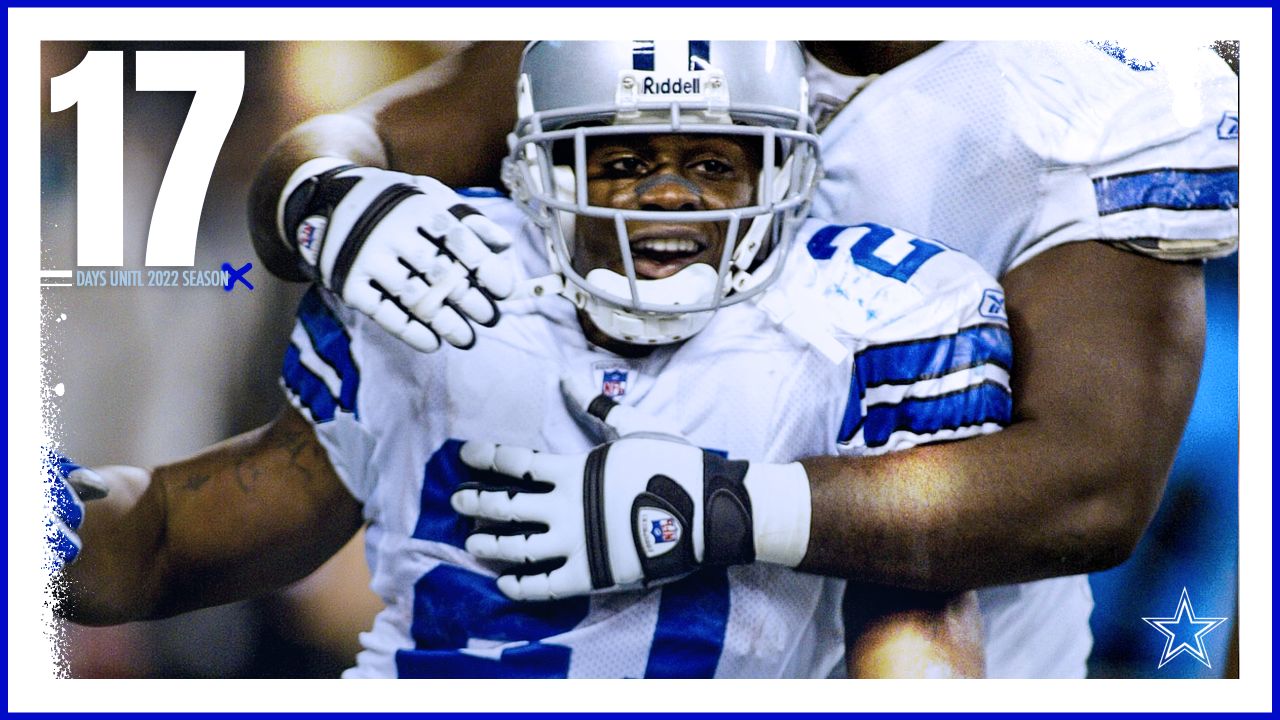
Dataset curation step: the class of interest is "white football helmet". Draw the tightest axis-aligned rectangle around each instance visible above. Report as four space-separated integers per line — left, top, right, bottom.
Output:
503 41 821 345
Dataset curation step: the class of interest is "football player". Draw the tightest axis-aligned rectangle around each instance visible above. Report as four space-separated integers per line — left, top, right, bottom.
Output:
244 40 1238 677
52 41 1003 678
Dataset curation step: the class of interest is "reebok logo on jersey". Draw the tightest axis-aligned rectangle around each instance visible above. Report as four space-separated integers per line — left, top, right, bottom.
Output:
636 506 682 557
1218 112 1239 140
979 289 1006 320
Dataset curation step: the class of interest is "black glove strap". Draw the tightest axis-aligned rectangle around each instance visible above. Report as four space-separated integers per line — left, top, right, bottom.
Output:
701 454 755 567
281 164 360 281
631 474 698 583
584 444 613 590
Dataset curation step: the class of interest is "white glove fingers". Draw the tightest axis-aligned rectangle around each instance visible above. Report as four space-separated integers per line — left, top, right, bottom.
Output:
459 211 514 252
491 445 538 479
452 488 545 523
470 255 516 300
430 305 477 350
340 275 386 317
497 573 553 601
397 323 443 353
547 563 595 598
450 286 499 327
429 223 516 300
525 451 582 485
459 441 498 470
465 531 561 565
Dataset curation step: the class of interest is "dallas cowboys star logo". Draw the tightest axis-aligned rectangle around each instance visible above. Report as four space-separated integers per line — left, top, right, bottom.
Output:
1143 587 1228 669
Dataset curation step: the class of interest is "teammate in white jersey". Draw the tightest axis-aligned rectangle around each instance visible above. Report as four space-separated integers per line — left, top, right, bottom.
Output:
242 40 1237 677
51 41 1004 678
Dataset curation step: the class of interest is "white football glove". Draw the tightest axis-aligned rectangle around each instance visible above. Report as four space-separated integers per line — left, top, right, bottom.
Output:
44 452 108 570
278 158 516 352
449 377 812 601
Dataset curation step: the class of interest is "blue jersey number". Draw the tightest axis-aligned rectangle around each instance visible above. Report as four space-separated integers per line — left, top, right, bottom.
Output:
808 222 945 283
396 441 730 678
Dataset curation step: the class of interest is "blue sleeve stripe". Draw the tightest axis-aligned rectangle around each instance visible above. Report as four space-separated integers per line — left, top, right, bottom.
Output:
857 324 1013 386
859 380 1013 448
843 326 1015 443
644 570 729 678
1093 167 1239 215
296 288 360 416
282 343 337 423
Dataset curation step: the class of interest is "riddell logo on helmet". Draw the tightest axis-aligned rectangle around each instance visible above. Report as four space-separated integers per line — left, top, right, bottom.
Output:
642 76 701 95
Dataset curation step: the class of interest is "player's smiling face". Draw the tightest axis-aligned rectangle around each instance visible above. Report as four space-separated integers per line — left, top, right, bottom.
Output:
574 133 760 280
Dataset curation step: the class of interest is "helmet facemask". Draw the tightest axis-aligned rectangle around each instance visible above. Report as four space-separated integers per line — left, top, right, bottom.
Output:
503 41 821 346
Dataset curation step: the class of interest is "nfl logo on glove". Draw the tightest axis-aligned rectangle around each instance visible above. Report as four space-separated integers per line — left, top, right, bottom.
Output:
637 506 682 557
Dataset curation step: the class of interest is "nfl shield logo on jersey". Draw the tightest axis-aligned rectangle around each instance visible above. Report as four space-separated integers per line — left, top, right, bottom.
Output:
601 369 628 398
636 505 682 557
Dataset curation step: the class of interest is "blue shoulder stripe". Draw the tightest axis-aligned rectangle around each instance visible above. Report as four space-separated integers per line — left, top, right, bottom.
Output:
1093 167 1239 215
860 381 1013 448
282 343 338 423
840 324 1013 443
296 288 360 416
857 324 1012 386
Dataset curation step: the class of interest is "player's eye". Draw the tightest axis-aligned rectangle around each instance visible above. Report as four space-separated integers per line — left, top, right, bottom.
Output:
597 155 648 177
691 157 735 178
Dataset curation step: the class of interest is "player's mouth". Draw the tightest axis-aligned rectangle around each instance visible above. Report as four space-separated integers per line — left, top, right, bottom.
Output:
629 228 712 280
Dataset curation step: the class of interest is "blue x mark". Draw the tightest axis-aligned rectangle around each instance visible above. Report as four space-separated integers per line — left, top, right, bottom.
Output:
223 261 254 292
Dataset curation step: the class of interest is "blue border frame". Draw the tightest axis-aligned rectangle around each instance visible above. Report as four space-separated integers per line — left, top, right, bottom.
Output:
10 8 1265 715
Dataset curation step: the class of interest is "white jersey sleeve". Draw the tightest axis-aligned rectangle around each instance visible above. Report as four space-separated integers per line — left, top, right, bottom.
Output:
280 286 378 502
810 41 1239 278
787 219 1013 455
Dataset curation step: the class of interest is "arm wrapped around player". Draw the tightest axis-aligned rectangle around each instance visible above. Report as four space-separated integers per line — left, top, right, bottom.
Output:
276 158 517 353
451 388 812 601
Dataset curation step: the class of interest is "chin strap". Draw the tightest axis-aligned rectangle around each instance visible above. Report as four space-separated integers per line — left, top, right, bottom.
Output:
507 273 569 304
727 154 797 293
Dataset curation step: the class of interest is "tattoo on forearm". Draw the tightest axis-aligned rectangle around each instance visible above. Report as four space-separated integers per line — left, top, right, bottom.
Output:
174 412 332 497
232 419 327 495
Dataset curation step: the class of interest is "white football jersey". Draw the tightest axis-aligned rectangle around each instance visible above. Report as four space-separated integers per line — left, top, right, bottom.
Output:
809 41 1240 278
282 196 1014 678
804 40 1238 678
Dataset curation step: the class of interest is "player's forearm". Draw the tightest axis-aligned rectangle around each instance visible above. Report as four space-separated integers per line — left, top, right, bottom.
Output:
798 243 1206 591
798 425 1125 590
60 409 364 624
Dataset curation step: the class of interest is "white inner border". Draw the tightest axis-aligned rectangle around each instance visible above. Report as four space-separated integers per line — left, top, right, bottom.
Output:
9 6 1272 714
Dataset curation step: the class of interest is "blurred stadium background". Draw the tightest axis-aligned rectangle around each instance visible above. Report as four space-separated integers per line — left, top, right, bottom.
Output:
39 41 1240 679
